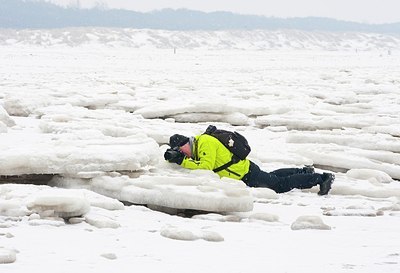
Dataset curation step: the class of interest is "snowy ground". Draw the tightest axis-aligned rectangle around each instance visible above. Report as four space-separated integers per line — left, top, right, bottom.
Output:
1 29 400 272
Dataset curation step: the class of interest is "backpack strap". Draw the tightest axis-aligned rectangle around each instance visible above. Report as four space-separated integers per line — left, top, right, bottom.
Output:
213 155 240 173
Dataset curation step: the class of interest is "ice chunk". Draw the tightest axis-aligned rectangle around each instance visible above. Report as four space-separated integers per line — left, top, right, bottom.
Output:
171 112 249 126
346 169 393 184
81 189 124 211
27 188 90 218
29 219 66 227
160 225 198 241
85 212 120 229
0 248 17 264
192 213 242 222
0 131 159 176
68 217 85 224
323 208 383 217
0 199 30 217
200 230 224 242
248 212 279 222
291 215 331 230
0 232 14 238
0 121 7 133
0 105 15 127
160 225 224 242
101 253 117 260
90 173 254 212
250 188 279 200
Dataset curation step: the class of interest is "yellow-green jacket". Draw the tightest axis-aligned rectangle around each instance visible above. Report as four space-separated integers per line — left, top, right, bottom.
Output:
181 134 250 180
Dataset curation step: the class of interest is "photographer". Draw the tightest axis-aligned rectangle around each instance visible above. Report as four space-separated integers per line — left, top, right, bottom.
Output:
164 131 334 195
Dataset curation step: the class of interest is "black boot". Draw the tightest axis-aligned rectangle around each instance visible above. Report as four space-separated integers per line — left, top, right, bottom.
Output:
318 173 335 195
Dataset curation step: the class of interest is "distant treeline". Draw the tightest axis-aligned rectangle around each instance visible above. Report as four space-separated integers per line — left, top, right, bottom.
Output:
1 0 400 33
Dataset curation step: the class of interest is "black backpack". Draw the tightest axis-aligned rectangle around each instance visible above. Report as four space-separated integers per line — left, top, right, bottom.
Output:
203 125 251 173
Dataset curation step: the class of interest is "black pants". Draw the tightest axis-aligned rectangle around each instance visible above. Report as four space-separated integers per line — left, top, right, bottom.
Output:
242 161 323 193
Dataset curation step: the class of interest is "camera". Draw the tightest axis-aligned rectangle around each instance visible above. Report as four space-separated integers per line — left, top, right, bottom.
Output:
164 146 183 160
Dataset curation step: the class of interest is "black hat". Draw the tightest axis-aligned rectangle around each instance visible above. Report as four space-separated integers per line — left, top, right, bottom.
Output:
169 134 189 148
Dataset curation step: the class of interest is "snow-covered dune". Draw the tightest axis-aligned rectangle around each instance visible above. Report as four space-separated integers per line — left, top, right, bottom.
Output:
1 28 400 51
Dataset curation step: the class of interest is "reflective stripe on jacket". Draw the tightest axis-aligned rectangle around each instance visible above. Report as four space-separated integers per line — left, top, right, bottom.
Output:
181 134 250 180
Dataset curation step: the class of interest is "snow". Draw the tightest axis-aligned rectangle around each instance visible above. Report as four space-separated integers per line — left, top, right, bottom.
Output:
0 28 400 272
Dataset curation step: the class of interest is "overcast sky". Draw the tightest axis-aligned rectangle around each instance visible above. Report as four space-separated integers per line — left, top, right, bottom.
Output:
50 0 400 24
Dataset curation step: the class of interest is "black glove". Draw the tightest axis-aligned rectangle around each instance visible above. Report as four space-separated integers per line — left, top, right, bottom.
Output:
164 148 185 165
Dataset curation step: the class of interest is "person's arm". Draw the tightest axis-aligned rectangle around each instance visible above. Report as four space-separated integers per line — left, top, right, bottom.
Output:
181 139 217 171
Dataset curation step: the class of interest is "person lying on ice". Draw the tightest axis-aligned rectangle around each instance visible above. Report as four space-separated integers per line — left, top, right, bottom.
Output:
164 130 335 195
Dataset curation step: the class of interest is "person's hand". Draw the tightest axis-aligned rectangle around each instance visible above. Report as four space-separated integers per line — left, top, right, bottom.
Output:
164 148 185 165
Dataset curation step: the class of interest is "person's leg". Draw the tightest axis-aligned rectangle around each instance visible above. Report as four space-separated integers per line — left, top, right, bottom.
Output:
271 168 303 177
243 162 333 195
276 173 322 193
250 170 323 193
243 162 295 191
271 166 314 177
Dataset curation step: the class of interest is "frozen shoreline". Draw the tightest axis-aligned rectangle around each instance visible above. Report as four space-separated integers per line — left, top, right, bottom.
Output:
0 41 399 272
